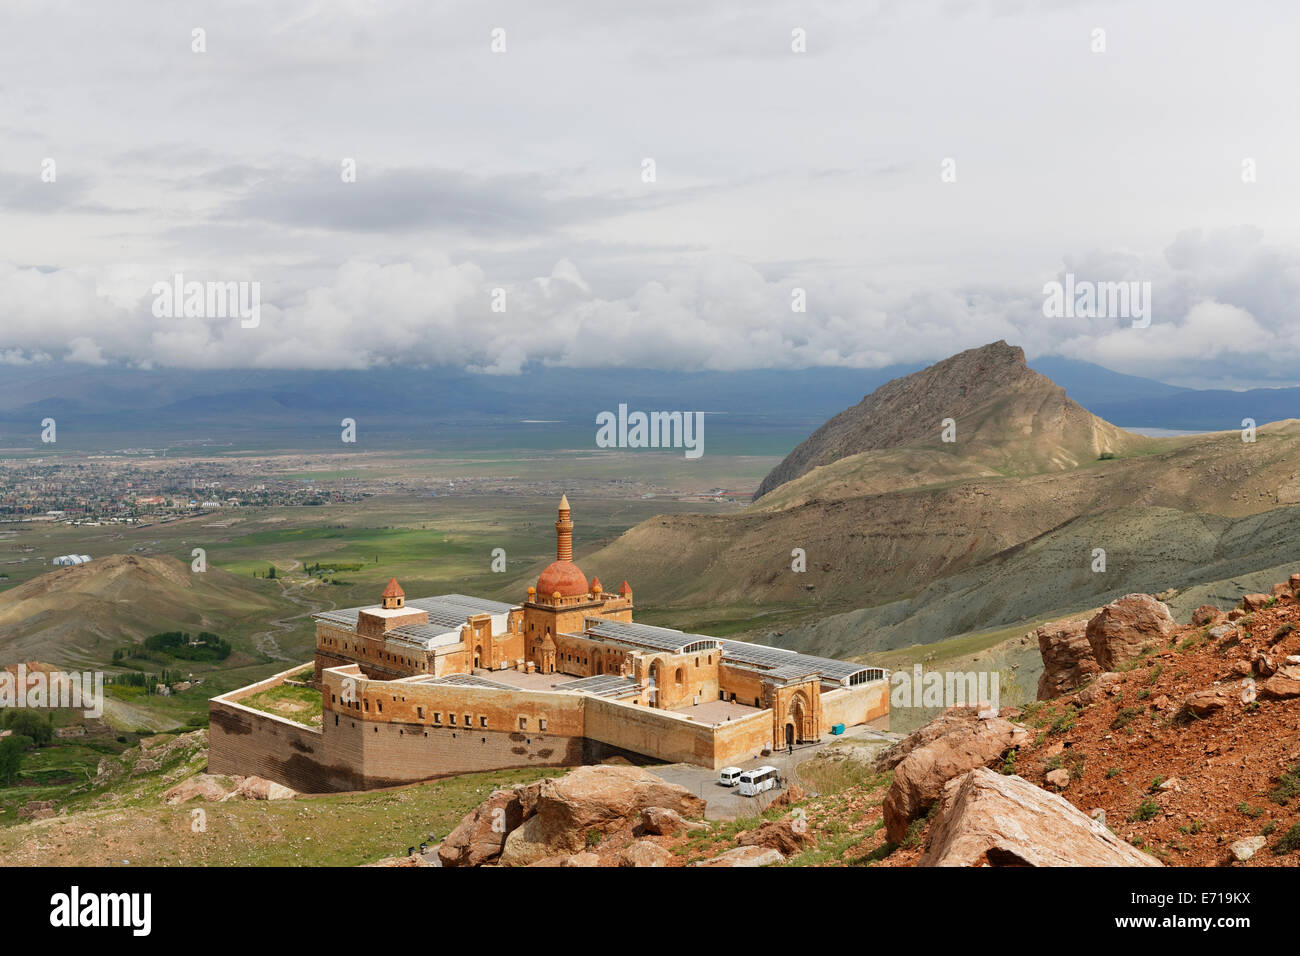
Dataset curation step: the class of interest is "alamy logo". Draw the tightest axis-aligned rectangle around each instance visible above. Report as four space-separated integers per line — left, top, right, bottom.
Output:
49 886 151 936
0 664 103 718
890 665 1000 712
1042 272 1151 328
151 273 260 328
595 403 704 459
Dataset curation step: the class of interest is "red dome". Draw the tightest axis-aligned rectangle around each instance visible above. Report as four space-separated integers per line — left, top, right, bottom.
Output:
536 560 588 598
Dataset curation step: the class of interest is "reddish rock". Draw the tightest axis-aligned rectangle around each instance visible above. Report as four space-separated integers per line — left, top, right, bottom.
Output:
919 768 1162 867
1075 671 1123 706
1086 594 1177 670
883 716 1029 843
769 783 807 810
1178 687 1231 719
1252 651 1276 678
1259 674 1300 700
499 765 704 866
618 840 673 867
736 818 812 856
1035 619 1099 700
439 789 524 867
640 806 706 836
1192 605 1227 627
1044 768 1070 790
875 708 979 772
1242 593 1272 612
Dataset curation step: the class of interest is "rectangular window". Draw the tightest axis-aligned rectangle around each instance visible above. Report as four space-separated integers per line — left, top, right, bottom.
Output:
519 717 527 730
539 718 548 731
479 716 487 728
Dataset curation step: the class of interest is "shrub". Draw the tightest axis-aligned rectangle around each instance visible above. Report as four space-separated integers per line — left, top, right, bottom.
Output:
1129 799 1159 822
1268 762 1300 806
1273 823 1300 855
0 710 53 747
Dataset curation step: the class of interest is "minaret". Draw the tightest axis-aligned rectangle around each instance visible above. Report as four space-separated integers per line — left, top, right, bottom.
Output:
556 494 573 562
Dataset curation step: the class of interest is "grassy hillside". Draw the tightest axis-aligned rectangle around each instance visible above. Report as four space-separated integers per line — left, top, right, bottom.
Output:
0 728 564 865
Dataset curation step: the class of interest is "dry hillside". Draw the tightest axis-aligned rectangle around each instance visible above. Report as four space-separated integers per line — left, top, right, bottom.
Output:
0 554 282 668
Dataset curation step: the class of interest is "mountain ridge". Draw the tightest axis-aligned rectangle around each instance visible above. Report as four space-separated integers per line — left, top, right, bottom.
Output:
753 341 1140 500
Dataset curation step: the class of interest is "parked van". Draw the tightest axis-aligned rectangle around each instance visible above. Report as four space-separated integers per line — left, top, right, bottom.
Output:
737 765 779 797
718 767 744 787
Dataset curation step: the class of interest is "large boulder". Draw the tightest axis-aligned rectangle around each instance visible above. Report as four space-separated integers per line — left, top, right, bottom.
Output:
691 845 785 867
439 789 525 868
1036 619 1099 700
640 806 707 836
162 774 240 804
1086 594 1177 670
875 708 980 772
499 766 704 867
919 768 1162 867
736 818 812 856
235 776 296 800
618 840 673 868
883 716 1029 843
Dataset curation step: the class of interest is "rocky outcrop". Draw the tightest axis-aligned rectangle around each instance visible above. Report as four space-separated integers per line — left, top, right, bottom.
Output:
162 772 295 804
618 841 673 868
691 845 785 867
1075 671 1123 706
1242 593 1272 612
1178 687 1232 719
1259 668 1300 700
882 713 1029 843
1036 619 1098 699
1192 605 1227 627
235 776 296 801
919 768 1162 867
639 806 707 837
875 708 981 772
442 765 705 868
1086 594 1177 669
736 818 812 856
438 789 525 867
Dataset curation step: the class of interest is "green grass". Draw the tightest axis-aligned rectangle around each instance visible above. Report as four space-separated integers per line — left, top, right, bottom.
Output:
795 750 890 795
1268 762 1300 806
1129 799 1159 822
239 684 323 726
0 758 567 865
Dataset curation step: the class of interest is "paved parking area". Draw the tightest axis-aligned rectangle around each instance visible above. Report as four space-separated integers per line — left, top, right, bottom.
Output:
646 719 899 820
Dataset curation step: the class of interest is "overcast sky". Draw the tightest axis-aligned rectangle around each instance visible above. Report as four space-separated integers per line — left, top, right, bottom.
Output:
1 0 1298 387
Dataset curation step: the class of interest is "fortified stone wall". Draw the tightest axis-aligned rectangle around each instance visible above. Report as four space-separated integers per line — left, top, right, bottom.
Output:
820 681 890 730
208 666 345 793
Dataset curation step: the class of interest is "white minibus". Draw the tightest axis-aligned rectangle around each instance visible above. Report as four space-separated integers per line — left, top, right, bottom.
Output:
737 765 779 797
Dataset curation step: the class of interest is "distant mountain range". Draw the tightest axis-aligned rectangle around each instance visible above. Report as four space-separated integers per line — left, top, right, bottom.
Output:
0 356 1293 452
581 341 1300 659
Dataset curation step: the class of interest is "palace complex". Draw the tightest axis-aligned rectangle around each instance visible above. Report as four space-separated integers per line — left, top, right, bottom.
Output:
209 497 889 792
